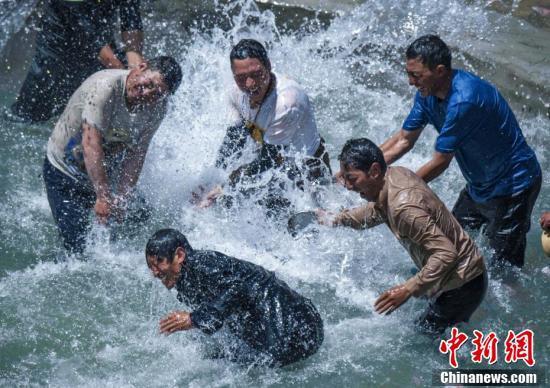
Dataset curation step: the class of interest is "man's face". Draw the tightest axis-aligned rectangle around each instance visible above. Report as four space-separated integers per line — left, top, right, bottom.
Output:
340 162 382 202
146 251 183 290
126 64 169 107
231 57 271 100
406 57 441 97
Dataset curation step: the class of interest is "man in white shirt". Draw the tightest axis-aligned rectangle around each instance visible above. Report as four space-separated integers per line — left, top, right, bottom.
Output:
198 39 331 208
43 56 182 253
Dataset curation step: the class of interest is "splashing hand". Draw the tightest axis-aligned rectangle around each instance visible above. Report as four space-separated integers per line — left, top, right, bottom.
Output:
198 185 223 208
94 197 112 225
159 310 193 335
315 209 338 226
374 284 412 315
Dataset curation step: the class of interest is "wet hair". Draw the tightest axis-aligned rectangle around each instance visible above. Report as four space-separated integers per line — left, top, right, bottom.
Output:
145 228 192 263
338 138 387 174
147 56 183 95
406 35 452 70
230 39 271 70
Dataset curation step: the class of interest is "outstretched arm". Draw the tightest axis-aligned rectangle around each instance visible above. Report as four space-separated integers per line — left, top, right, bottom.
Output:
120 0 144 68
98 45 125 69
415 151 454 183
316 203 385 229
380 128 423 165
122 30 144 68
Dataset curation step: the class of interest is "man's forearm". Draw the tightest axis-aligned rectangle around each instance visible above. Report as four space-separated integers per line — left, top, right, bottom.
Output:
98 45 125 69
116 147 146 199
379 131 399 153
82 127 110 200
415 152 453 183
383 137 412 165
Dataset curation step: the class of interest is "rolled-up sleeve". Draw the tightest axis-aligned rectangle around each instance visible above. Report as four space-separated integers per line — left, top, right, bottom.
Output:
395 205 460 297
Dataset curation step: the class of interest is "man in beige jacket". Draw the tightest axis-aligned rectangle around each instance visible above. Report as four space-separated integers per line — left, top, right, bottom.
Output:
317 138 487 333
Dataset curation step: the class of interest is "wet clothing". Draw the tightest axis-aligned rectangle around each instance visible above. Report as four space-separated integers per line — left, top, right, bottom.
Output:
417 272 487 334
217 73 331 184
11 0 142 122
43 157 151 253
402 69 541 266
334 167 486 331
47 69 165 182
334 166 486 299
452 174 541 267
44 70 165 252
228 72 321 156
176 249 324 367
402 69 541 202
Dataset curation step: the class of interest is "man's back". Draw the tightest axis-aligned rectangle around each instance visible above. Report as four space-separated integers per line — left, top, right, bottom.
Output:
176 249 323 364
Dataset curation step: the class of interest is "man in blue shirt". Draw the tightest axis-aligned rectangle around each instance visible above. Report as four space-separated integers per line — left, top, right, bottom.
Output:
380 35 541 267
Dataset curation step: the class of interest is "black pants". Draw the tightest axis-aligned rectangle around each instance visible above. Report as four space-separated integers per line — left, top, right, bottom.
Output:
417 272 488 334
225 299 324 367
10 48 102 122
43 158 96 253
452 175 541 267
43 158 151 253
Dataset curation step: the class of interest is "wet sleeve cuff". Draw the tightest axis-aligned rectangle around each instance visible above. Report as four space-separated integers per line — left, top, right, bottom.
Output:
403 275 422 297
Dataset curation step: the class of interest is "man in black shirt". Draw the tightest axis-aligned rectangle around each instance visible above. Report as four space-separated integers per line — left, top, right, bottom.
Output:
10 0 144 122
145 228 324 367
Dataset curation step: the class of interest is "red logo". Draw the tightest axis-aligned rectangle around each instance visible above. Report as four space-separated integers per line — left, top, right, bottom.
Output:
439 327 469 368
471 330 499 365
439 328 536 368
504 329 535 367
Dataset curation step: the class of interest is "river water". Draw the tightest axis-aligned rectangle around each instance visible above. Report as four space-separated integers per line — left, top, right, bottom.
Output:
0 0 548 386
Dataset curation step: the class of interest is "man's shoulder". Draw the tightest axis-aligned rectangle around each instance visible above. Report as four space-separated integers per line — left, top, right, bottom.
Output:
79 69 128 97
276 74 308 96
451 69 495 104
387 167 435 207
191 249 234 269
274 73 310 108
85 69 128 85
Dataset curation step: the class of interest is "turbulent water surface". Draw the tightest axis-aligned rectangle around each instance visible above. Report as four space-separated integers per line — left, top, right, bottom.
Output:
0 0 549 386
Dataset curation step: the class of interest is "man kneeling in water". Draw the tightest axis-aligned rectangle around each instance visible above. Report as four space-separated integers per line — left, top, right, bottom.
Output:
146 228 324 366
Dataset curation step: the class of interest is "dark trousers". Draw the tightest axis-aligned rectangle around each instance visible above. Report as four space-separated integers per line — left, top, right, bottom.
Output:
417 272 488 334
10 48 102 122
43 158 95 253
224 299 324 367
452 175 542 267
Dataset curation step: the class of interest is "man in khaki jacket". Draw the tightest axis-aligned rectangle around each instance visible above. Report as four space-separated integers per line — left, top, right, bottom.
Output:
317 138 487 333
